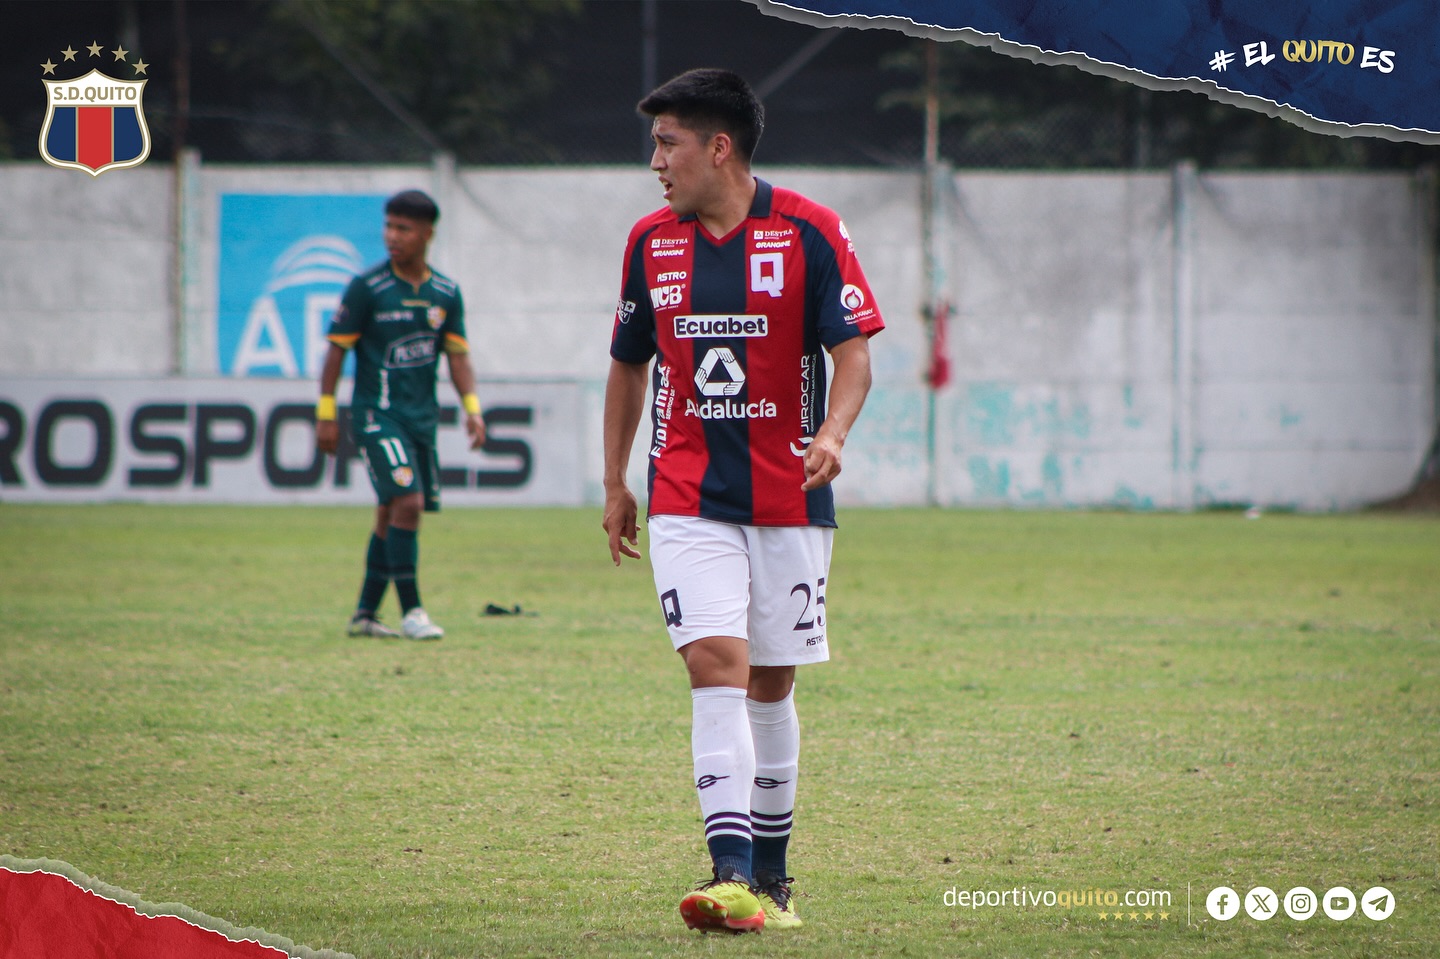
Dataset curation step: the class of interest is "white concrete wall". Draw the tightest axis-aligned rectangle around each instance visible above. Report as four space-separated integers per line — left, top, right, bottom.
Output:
930 172 1181 509
1188 173 1435 509
0 163 175 375
0 159 1433 510
905 168 1435 511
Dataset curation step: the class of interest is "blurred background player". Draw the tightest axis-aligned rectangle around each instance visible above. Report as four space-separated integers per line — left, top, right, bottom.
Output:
602 69 884 932
315 189 485 641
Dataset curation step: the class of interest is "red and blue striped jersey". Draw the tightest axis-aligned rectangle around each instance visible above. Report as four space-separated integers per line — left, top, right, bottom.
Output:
610 179 884 528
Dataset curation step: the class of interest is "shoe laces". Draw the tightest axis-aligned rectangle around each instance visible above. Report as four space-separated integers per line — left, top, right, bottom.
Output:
756 875 796 910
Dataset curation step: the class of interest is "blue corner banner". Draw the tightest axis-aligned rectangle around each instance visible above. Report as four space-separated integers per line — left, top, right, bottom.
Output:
751 0 1440 143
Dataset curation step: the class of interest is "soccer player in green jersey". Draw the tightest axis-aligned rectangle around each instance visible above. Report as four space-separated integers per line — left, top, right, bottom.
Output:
315 189 485 641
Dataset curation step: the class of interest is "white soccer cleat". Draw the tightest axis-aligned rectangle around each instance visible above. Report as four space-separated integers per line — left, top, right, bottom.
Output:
401 607 444 641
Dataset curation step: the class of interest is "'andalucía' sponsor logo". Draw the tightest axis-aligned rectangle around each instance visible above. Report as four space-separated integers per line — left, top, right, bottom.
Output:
685 397 778 420
687 347 778 419
39 41 151 175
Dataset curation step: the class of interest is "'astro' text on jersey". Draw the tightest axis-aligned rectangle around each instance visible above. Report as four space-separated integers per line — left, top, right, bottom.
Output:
609 179 884 528
327 262 468 440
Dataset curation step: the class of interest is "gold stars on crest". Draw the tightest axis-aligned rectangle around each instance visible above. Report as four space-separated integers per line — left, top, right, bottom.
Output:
1096 910 1170 922
42 42 150 77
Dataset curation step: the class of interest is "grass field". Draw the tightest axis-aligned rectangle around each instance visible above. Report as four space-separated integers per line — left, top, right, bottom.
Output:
1 504 1437 958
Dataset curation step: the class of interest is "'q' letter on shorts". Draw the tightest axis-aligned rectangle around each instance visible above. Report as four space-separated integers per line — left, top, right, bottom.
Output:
647 515 834 667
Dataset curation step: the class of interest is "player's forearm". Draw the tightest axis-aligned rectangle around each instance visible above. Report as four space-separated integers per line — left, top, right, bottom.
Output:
816 336 873 446
603 360 648 487
447 351 478 401
317 342 347 398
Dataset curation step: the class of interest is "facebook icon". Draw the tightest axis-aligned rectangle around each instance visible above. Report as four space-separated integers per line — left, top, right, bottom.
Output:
1206 885 1240 921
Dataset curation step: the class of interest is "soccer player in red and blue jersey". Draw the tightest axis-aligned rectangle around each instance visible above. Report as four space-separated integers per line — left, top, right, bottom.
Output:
316 190 486 641
603 69 884 932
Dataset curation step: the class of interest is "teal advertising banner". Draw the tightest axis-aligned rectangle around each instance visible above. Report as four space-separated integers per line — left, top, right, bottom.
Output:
217 194 387 377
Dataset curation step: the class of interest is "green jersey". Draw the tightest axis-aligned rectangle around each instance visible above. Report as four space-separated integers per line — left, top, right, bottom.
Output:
327 261 468 439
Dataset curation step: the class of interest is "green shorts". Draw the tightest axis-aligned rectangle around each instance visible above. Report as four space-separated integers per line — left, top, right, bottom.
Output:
353 410 441 512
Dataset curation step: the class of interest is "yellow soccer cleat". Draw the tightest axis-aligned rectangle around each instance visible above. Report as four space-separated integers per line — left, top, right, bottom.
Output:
679 868 766 933
754 873 802 929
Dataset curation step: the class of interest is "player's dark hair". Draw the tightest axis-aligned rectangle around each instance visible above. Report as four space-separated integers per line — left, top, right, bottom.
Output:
638 68 765 163
385 189 439 224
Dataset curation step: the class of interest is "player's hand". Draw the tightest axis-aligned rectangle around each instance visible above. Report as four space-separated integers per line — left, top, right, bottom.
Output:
801 432 843 491
603 485 642 565
316 419 339 456
464 413 486 451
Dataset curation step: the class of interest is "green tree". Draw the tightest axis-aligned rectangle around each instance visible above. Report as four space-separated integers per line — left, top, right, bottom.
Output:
215 0 579 162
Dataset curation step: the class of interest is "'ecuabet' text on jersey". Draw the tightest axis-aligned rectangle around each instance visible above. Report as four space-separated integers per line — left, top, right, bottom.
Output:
327 262 468 440
610 179 884 527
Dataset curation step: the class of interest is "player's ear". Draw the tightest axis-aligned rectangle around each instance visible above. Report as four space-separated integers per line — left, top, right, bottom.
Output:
710 131 733 167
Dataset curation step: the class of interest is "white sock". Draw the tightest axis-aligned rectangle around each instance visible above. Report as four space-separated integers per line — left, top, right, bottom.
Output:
747 690 799 878
691 686 755 878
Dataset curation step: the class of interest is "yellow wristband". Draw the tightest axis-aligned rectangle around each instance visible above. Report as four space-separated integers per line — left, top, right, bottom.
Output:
316 395 337 421
462 393 482 416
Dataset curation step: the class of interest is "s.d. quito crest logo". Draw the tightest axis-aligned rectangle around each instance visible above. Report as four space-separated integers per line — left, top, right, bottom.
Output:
39 41 152 176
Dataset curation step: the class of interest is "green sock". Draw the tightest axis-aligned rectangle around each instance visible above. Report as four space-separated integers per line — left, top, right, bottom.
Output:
386 525 421 612
356 532 389 617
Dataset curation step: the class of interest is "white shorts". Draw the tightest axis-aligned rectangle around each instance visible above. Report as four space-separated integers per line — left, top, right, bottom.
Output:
647 514 835 666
